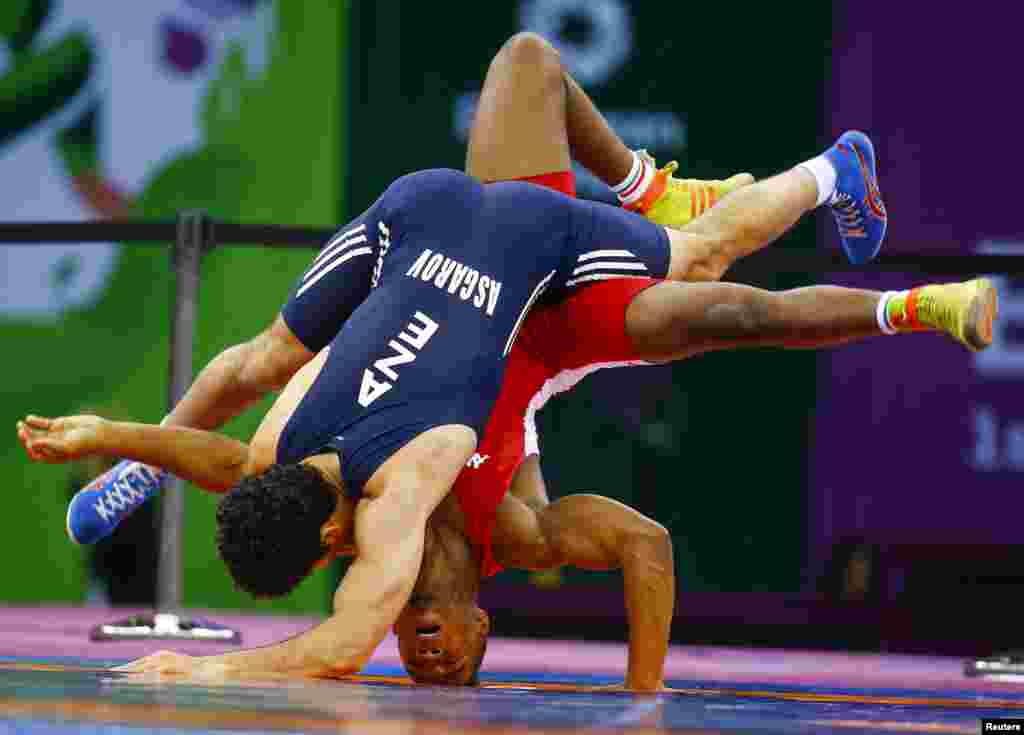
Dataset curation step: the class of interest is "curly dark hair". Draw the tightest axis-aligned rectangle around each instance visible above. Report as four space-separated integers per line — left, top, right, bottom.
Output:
216 463 337 598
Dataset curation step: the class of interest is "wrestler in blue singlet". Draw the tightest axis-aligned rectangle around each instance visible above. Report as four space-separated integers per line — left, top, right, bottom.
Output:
278 169 669 495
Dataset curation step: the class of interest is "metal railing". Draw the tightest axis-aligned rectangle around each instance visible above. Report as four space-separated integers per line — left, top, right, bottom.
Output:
2 213 1021 618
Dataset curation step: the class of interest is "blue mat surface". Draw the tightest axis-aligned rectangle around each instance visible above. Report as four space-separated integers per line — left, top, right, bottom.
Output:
0 656 1020 734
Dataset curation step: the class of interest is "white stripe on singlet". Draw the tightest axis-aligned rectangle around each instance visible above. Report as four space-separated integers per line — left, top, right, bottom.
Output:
296 247 374 298
309 224 367 269
503 270 556 357
564 273 650 288
571 261 648 276
577 249 637 262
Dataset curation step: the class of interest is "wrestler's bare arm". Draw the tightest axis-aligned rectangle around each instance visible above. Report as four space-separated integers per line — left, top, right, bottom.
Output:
17 415 258 492
120 473 435 679
492 469 674 692
162 314 313 431
19 349 329 492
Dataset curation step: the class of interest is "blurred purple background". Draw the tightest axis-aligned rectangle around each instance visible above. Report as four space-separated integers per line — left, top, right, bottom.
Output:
812 4 1024 566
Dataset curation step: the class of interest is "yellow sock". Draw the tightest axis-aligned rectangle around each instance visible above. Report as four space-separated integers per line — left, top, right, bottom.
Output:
881 279 996 351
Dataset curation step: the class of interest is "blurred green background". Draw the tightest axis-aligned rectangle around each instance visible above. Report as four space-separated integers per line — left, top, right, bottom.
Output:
0 0 343 613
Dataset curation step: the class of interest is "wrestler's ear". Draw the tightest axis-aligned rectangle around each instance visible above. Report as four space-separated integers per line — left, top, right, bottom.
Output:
320 518 343 549
474 607 490 636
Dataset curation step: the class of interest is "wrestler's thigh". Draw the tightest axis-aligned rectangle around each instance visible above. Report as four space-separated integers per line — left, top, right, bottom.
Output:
465 33 571 182
625 280 774 360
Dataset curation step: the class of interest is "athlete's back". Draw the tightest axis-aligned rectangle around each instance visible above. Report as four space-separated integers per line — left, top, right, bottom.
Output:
277 167 669 494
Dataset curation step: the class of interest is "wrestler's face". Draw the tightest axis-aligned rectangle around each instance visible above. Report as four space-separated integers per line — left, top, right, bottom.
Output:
394 599 490 685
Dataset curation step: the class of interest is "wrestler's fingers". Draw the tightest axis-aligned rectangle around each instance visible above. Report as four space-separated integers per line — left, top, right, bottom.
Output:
27 446 59 463
24 415 53 430
33 443 63 462
111 665 164 675
16 420 47 439
16 422 45 460
112 651 184 674
17 428 68 463
111 662 146 673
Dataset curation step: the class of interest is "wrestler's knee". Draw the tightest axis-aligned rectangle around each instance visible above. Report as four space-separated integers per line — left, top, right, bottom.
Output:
495 32 563 88
500 32 560 65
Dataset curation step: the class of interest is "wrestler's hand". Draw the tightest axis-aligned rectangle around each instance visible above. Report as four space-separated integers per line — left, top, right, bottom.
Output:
112 651 232 679
16 414 105 463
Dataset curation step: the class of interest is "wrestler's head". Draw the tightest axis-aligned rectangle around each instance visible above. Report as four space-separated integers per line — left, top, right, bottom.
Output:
215 463 354 598
394 520 490 685
394 594 490 686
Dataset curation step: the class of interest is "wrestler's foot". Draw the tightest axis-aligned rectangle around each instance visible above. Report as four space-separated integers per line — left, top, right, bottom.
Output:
885 278 998 351
628 151 754 228
66 459 167 544
824 130 887 264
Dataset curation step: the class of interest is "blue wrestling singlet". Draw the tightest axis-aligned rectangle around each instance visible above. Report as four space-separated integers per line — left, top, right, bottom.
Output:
277 169 669 495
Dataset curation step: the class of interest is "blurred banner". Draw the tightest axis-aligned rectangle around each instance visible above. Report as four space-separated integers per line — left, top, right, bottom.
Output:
1 0 278 317
813 5 1024 578
349 1 829 594
0 1 343 611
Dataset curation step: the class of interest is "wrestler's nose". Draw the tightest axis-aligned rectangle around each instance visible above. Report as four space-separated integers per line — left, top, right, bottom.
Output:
415 624 443 658
416 643 443 660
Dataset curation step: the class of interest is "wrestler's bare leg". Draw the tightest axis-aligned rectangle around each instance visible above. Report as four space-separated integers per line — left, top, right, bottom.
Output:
467 34 834 287
501 284 896 540
465 32 631 516
664 169 820 282
624 280 983 361
466 32 634 186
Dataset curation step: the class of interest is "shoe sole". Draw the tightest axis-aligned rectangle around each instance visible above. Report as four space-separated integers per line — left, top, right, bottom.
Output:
965 278 998 351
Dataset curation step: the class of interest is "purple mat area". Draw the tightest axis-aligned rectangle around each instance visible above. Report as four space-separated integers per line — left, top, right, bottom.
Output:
1 605 1019 694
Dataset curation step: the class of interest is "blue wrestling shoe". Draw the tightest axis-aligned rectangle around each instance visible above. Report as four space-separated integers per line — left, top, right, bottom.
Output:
66 460 168 544
824 130 887 264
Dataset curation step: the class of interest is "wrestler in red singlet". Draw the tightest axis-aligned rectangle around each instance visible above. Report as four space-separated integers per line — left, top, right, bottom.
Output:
452 171 659 576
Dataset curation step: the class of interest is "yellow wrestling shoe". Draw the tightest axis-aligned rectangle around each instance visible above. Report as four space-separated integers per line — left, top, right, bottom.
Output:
886 278 998 351
626 151 754 228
